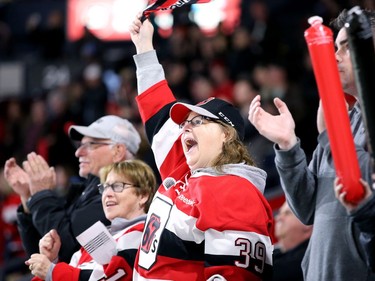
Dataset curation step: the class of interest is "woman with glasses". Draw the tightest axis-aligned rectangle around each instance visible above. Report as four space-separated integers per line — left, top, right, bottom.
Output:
25 160 157 281
128 17 274 281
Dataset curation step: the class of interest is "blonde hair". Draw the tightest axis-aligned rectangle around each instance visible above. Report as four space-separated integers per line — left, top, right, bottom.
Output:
211 121 255 169
99 160 157 213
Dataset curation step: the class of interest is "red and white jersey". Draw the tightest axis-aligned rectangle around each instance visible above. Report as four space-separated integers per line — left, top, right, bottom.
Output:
134 77 274 281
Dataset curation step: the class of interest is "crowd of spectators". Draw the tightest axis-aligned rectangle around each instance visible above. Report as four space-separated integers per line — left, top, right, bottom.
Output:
0 0 374 280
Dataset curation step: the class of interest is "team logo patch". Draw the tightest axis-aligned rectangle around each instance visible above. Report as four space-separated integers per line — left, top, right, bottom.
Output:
141 214 161 254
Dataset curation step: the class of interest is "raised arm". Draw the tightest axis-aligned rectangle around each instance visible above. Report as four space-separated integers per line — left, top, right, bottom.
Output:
248 95 297 150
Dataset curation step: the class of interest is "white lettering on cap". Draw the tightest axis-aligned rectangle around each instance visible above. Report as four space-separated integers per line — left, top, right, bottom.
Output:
218 112 235 127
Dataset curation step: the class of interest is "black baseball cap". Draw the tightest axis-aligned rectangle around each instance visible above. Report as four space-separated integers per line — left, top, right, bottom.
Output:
170 97 245 140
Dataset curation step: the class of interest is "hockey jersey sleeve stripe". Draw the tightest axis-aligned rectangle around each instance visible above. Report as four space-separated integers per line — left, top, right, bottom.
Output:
165 204 203 242
136 80 175 125
151 119 182 171
117 230 143 251
158 228 205 261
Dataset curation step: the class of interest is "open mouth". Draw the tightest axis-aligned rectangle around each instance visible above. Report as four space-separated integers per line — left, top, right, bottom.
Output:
185 138 197 152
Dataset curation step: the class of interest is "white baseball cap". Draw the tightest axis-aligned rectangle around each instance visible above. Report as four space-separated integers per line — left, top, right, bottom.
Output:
69 115 141 155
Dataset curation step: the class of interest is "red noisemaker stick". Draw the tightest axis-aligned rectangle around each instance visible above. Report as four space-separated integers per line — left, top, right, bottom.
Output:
304 16 364 203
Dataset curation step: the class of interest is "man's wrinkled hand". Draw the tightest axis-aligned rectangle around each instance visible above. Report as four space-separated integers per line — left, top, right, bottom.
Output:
23 152 56 195
4 157 30 198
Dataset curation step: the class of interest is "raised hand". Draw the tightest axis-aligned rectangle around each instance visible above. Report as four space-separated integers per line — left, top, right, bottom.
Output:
22 152 56 195
248 95 298 150
129 14 154 54
4 157 30 198
39 229 61 262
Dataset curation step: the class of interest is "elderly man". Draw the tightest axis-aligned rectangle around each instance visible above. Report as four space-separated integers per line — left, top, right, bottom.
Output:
273 201 312 281
4 115 141 263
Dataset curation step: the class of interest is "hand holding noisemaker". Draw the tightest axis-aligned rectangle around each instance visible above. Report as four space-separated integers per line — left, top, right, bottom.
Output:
304 16 364 203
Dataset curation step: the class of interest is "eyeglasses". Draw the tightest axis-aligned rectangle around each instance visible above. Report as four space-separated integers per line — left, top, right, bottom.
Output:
179 115 217 129
75 141 115 150
98 182 138 194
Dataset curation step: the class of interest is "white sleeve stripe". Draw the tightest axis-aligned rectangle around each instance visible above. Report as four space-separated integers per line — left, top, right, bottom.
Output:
151 119 181 170
165 205 204 243
116 231 143 250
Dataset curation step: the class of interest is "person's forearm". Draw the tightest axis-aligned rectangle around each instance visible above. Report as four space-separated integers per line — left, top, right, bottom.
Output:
134 50 165 94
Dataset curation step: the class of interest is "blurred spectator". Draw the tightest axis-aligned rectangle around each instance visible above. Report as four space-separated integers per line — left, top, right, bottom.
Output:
252 61 316 159
111 67 140 119
273 201 313 281
164 60 190 101
25 9 65 60
227 27 258 79
0 168 29 281
22 98 48 157
0 20 12 58
232 75 259 120
0 99 25 165
363 0 375 9
72 26 104 63
65 79 85 125
230 74 280 188
231 74 259 141
242 0 285 62
44 88 77 169
54 164 77 197
81 63 109 125
189 74 214 103
209 60 234 102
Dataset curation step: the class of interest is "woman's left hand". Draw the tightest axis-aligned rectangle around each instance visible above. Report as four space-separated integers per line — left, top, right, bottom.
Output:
26 253 52 279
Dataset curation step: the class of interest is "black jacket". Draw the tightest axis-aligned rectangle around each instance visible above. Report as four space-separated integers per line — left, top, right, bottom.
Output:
272 239 309 281
17 174 110 262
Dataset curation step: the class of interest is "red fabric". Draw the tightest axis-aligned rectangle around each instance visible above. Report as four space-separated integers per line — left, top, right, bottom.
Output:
52 262 81 281
36 137 49 163
136 80 175 123
102 256 132 281
142 0 211 20
1 194 25 261
77 248 93 265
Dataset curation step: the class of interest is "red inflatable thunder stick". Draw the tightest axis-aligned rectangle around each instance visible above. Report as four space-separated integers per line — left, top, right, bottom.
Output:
304 16 364 203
